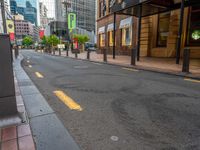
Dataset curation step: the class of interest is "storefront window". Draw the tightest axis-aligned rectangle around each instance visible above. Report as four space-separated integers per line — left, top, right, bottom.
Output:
99 34 105 47
157 12 170 47
187 6 200 46
121 27 132 46
108 31 113 46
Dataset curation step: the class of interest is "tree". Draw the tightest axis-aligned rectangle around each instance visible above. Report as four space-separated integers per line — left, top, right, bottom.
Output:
47 35 60 47
73 34 90 51
73 34 90 44
41 36 48 46
22 36 33 47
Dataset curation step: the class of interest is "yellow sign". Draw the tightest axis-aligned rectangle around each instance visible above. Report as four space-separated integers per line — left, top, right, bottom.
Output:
6 20 15 33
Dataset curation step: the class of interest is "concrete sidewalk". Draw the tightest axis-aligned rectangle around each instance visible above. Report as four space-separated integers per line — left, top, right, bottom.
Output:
0 54 81 150
47 50 200 79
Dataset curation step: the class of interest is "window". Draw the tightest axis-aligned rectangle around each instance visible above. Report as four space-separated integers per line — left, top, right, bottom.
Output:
187 6 200 46
121 27 132 46
99 34 105 47
157 12 170 47
108 31 113 46
99 0 106 18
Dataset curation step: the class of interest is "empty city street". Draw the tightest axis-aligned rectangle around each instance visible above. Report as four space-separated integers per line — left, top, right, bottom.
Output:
21 50 200 150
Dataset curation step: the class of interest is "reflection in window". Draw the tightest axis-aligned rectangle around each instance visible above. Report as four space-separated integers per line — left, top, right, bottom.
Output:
122 27 132 46
188 6 200 46
99 34 105 47
157 12 170 47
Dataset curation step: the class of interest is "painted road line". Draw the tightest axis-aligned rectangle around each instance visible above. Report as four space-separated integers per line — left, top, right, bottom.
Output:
27 60 30 63
28 65 32 68
54 90 83 111
184 78 200 83
92 62 102 65
122 67 139 72
35 72 44 78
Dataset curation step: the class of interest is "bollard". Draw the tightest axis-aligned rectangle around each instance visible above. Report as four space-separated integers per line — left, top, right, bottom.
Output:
182 48 190 73
14 46 19 59
53 48 55 55
59 48 61 56
131 48 136 66
75 51 78 58
87 49 90 60
66 49 69 56
103 48 107 62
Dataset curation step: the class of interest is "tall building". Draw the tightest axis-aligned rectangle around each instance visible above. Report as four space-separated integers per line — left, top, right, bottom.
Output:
39 2 48 28
71 0 95 32
39 0 55 19
10 0 39 26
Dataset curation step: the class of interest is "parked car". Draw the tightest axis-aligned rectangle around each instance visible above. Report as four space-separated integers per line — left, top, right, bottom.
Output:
85 42 96 51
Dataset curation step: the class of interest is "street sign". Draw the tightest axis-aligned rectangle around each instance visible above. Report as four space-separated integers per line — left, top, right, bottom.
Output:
6 20 15 33
68 13 76 30
57 44 65 49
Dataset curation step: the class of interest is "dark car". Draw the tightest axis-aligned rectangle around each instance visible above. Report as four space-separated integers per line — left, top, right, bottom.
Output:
85 42 96 51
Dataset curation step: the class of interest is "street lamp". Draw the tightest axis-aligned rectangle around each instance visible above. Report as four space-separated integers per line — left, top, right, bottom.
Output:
0 0 7 33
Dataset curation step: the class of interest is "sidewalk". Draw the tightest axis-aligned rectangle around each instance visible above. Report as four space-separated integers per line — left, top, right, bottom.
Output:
0 54 80 150
0 71 35 150
48 50 200 79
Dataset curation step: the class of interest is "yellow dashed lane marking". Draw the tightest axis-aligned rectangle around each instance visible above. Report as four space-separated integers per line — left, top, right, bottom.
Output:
35 72 44 78
54 90 83 111
184 78 200 83
122 67 139 72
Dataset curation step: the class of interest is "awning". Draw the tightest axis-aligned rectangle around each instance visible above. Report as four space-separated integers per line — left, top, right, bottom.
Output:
98 26 105 34
111 0 200 17
119 17 133 29
107 23 114 32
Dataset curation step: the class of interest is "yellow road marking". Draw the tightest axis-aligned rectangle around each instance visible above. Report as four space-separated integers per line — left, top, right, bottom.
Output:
35 72 44 78
54 90 83 111
184 78 200 83
92 62 102 65
28 65 32 68
122 67 139 72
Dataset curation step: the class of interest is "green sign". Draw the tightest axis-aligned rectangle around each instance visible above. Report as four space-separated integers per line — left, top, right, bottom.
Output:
192 30 200 40
68 13 76 30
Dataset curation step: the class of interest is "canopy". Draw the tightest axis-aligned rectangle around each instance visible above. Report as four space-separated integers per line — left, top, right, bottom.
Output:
119 17 133 29
111 0 200 17
98 26 105 34
107 23 114 32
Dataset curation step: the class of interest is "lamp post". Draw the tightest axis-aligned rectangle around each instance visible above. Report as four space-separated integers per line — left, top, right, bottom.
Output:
1 0 7 33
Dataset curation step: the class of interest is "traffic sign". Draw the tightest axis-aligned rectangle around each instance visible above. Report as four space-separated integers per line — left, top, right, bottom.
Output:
68 13 76 30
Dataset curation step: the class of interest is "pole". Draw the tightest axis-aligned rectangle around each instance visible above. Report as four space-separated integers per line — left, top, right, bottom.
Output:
176 0 184 64
1 0 7 33
113 13 116 59
137 4 142 61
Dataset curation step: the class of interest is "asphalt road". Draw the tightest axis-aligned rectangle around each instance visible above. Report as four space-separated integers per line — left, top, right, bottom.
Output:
21 50 200 150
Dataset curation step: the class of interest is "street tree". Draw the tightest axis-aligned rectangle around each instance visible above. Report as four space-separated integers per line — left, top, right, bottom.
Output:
73 34 90 51
22 36 33 47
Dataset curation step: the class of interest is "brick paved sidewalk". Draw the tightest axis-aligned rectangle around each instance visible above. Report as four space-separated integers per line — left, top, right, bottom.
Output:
0 77 35 150
44 50 200 78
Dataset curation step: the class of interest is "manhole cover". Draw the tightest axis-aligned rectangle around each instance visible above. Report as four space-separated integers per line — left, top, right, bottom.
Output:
110 136 119 142
74 66 88 69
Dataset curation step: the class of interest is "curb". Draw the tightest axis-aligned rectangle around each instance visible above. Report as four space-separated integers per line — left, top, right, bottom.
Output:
36 50 200 80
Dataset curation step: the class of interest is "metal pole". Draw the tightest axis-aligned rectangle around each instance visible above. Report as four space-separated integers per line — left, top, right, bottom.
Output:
176 0 184 64
182 48 190 72
1 0 7 33
137 4 142 61
113 13 116 59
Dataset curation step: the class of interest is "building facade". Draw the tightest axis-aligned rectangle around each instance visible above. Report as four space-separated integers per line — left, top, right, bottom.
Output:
10 0 39 26
39 2 48 28
97 0 200 59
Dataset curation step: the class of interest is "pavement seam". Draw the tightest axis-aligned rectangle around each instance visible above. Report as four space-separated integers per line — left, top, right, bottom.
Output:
28 112 55 119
